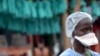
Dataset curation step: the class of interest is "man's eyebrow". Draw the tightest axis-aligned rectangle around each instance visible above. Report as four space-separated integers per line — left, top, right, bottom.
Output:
78 24 88 29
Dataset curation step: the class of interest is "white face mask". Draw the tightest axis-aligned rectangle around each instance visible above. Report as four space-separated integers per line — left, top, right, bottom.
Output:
75 33 98 47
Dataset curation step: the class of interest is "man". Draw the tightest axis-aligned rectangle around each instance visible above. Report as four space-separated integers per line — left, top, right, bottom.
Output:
60 12 100 56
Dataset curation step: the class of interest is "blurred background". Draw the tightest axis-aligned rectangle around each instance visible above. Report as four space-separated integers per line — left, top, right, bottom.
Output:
0 0 100 56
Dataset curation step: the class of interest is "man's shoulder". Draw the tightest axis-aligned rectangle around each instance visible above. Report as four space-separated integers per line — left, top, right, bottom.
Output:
59 48 100 56
59 48 73 56
90 50 100 56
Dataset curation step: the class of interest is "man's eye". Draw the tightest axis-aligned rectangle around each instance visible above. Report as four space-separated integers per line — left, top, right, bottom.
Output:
81 28 93 33
81 28 88 32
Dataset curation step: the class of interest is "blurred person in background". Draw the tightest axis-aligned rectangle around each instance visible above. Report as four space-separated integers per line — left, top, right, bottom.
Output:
34 39 49 56
91 16 100 53
60 12 100 56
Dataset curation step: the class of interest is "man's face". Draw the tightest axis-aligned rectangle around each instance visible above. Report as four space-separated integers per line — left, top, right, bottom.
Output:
73 17 93 37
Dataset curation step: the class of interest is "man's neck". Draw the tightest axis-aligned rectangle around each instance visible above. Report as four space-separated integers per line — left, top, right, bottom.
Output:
74 46 86 54
73 41 86 54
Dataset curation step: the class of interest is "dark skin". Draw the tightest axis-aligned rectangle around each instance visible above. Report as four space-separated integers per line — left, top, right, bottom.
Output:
72 17 93 54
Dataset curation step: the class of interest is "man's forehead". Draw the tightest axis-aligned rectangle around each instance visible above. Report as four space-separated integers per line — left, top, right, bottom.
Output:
76 18 92 29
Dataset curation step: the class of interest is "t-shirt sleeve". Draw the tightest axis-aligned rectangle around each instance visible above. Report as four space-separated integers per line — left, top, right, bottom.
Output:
59 50 72 56
90 50 100 56
59 53 70 56
59 48 73 56
93 53 100 56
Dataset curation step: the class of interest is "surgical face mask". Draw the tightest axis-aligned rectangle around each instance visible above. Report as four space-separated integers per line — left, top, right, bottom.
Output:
75 33 98 47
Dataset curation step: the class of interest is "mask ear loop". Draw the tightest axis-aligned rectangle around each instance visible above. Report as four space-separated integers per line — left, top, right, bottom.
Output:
71 38 76 56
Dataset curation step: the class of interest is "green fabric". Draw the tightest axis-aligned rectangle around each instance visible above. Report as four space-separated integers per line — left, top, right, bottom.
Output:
0 0 67 19
22 1 31 18
37 2 46 19
0 0 2 11
45 19 51 34
92 0 100 17
59 0 67 13
2 0 7 12
43 1 52 18
51 2 59 15
34 20 39 34
26 20 35 34
55 18 61 33
70 0 76 13
8 19 21 31
0 0 66 34
0 17 61 35
80 0 87 12
39 20 44 34
8 0 16 14
30 2 37 18
86 49 92 56
16 0 23 18
0 17 5 28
